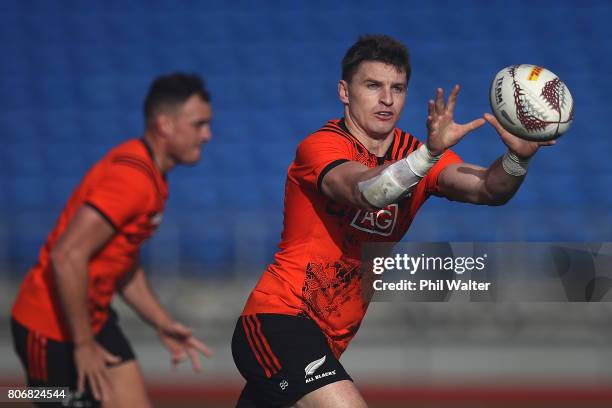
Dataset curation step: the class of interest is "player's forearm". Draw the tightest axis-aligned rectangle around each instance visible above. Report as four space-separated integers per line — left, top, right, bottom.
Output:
120 266 173 329
349 165 391 210
341 145 442 210
324 162 391 210
482 156 525 205
50 249 95 345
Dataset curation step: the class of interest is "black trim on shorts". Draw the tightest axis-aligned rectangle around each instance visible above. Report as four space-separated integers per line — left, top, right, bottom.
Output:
232 313 352 408
84 201 118 232
317 159 349 192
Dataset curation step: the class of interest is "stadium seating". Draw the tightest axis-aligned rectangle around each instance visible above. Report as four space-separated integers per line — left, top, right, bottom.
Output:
0 1 609 275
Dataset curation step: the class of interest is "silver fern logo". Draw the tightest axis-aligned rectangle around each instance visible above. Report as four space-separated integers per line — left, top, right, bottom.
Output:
304 355 326 377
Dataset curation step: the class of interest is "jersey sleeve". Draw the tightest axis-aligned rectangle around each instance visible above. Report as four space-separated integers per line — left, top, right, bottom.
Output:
84 163 154 229
290 133 354 191
423 149 463 196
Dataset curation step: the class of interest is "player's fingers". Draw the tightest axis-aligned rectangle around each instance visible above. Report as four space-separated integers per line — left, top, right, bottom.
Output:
170 322 193 338
188 337 213 357
102 349 121 365
483 113 506 134
172 351 187 366
427 100 434 119
97 368 113 402
446 84 460 113
538 140 556 146
462 118 486 133
88 372 102 401
435 88 444 114
187 348 203 372
77 370 85 394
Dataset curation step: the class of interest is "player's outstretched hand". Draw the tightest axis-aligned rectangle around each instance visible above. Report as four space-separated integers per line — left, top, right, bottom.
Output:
158 320 212 372
484 113 556 159
426 84 485 156
73 339 121 402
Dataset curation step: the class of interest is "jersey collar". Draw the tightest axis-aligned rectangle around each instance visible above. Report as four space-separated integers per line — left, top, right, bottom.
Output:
338 118 398 165
140 138 167 180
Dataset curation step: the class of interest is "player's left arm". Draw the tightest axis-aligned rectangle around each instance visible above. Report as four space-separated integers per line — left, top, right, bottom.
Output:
118 265 212 371
437 113 555 205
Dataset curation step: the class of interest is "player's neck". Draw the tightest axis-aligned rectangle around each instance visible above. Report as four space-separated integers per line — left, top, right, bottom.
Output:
343 115 394 157
143 132 173 174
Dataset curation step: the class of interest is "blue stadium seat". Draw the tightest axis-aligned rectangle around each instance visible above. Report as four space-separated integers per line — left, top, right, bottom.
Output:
7 211 55 271
178 215 235 272
9 177 48 210
0 1 609 275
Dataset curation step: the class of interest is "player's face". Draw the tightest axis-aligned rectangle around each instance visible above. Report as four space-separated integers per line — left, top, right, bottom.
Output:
168 94 213 165
339 61 407 139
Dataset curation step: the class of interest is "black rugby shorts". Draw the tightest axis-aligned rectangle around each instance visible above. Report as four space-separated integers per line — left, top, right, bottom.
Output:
232 313 352 408
11 309 135 408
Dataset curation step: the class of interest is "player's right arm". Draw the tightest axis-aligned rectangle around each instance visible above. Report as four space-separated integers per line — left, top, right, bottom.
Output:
319 87 485 211
321 162 391 210
50 205 120 401
292 130 392 211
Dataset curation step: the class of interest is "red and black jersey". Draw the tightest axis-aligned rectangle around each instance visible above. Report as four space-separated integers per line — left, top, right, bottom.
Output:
12 139 168 341
243 119 462 357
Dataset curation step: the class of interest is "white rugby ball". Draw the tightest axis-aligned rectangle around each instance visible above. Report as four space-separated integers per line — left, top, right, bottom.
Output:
489 64 574 141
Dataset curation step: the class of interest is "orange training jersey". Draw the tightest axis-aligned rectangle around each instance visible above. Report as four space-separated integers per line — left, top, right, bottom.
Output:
12 139 168 341
243 119 462 357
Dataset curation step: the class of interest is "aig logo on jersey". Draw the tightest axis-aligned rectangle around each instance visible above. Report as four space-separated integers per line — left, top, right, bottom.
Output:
350 204 398 236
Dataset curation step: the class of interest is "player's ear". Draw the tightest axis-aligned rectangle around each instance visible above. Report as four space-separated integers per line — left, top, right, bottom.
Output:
338 80 349 105
156 113 174 137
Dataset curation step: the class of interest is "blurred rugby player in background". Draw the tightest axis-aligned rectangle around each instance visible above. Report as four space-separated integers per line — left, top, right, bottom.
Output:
11 73 213 407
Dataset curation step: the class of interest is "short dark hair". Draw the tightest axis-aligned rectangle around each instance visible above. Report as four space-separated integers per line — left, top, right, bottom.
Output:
341 35 411 83
143 72 210 126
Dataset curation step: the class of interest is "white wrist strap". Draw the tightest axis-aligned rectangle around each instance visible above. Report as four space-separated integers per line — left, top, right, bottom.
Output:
502 150 530 177
405 144 442 177
359 144 442 208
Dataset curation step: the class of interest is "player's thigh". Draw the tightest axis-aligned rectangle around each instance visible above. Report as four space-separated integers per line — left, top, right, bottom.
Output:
232 314 356 407
95 317 150 408
10 318 76 386
291 380 367 408
102 360 151 408
11 318 93 407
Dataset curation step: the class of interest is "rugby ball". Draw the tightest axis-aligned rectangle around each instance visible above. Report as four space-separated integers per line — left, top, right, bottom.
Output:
490 64 574 141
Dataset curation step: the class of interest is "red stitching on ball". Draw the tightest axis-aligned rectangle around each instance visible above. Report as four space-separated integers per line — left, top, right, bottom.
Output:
510 66 548 132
